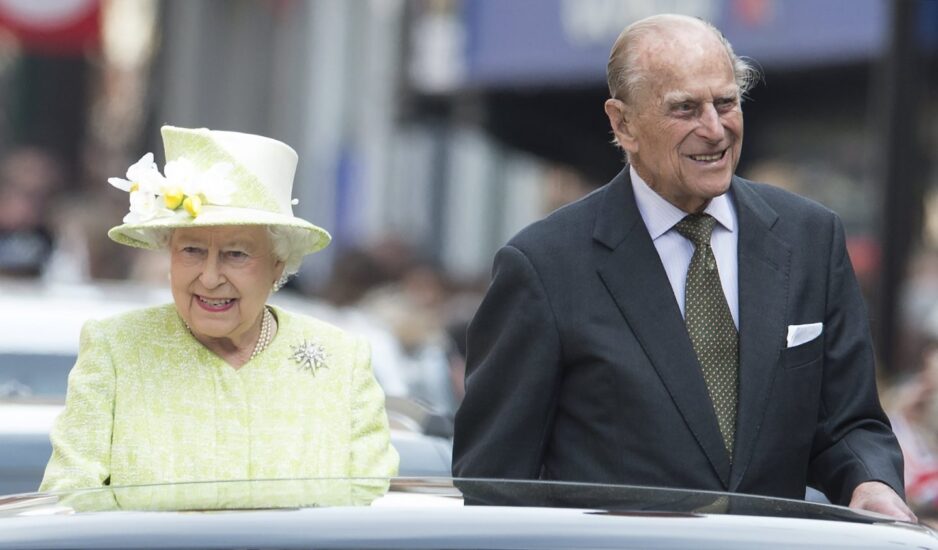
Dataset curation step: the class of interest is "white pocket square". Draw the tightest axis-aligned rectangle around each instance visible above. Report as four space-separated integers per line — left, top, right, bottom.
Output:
786 322 823 348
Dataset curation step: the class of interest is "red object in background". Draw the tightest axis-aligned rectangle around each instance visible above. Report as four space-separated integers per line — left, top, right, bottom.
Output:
733 0 773 27
0 0 100 56
262 0 298 20
846 235 881 283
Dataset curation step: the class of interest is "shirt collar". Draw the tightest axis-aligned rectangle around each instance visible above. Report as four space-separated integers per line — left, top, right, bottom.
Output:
629 165 737 240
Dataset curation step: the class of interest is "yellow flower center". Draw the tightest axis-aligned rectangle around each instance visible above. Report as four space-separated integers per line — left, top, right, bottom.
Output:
163 187 184 209
130 182 140 192
183 194 203 217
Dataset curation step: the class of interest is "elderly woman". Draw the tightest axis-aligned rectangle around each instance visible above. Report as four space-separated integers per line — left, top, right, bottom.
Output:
40 126 398 492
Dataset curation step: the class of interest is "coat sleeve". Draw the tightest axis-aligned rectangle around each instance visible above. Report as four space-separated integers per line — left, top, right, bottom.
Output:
453 244 564 479
40 319 115 492
807 214 905 504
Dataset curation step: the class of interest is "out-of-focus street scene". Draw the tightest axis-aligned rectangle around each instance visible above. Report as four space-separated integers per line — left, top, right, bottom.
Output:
1 0 938 524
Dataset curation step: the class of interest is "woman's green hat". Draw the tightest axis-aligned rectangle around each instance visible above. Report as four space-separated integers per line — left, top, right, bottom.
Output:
107 125 331 256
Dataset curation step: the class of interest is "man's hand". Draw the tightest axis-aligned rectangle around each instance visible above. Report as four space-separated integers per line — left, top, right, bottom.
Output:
849 481 917 522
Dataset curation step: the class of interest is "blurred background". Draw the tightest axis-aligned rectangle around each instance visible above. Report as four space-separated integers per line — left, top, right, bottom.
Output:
2 0 938 516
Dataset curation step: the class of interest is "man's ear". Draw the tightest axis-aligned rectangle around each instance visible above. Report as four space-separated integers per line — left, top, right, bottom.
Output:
604 98 638 154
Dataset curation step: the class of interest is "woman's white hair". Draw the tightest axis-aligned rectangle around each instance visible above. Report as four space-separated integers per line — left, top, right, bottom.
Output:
266 225 307 277
143 224 308 280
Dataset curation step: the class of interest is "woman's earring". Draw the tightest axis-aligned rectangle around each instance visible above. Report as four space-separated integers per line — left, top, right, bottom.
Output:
273 273 289 292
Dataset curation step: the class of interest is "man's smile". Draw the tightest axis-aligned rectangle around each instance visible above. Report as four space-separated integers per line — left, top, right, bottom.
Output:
687 149 727 163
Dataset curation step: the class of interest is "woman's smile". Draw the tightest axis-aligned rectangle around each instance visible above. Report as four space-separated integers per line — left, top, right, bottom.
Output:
195 295 236 312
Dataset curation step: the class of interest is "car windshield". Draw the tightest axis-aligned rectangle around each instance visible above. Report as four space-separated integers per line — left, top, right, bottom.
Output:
3 479 937 550
0 477 888 525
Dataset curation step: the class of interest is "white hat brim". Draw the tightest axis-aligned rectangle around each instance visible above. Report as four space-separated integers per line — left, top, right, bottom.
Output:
107 204 331 256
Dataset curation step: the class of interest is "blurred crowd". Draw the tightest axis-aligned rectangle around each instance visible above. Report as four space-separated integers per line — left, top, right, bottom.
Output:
886 353 938 522
317 236 485 419
0 147 61 278
0 144 143 283
882 250 938 523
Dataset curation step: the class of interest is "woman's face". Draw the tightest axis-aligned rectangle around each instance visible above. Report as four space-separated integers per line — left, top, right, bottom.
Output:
169 226 284 346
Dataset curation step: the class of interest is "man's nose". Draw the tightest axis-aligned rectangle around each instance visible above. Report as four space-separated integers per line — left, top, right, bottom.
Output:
696 104 725 142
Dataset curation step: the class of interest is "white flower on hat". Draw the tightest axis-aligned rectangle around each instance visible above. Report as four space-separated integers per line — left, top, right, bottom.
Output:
108 153 165 194
199 162 234 206
162 158 234 216
124 189 172 223
163 157 195 191
110 154 236 220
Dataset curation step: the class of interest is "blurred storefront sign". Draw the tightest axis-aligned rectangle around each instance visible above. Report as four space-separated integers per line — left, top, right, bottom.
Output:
558 0 719 47
0 0 99 56
435 0 893 89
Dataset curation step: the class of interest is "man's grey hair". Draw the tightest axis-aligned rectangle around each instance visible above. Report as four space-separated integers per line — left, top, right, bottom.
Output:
606 15 761 105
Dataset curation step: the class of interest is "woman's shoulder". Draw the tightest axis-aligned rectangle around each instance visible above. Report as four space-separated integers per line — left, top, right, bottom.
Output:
75 304 183 363
87 303 182 335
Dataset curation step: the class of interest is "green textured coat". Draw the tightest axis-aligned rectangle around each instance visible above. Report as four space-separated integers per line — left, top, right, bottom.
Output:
41 304 399 492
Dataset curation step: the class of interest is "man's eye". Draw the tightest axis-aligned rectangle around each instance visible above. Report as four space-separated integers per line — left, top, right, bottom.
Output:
715 98 737 112
673 102 696 114
182 246 204 255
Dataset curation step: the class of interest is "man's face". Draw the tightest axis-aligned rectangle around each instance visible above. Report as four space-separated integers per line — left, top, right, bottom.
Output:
611 34 743 213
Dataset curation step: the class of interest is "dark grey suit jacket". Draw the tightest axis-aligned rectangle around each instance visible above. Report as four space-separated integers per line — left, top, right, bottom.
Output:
452 168 904 505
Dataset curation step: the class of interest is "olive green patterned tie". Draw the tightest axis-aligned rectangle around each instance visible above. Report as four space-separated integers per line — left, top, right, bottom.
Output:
675 213 738 458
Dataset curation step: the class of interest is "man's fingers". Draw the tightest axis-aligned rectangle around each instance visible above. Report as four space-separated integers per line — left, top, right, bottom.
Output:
849 481 917 522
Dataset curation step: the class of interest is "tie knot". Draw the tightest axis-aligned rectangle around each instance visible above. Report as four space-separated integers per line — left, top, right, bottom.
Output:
675 214 716 247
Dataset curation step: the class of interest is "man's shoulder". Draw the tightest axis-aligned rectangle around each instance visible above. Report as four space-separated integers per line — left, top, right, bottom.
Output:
735 177 837 220
507 183 608 254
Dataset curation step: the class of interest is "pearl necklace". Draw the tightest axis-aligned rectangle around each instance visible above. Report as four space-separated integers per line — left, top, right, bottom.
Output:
250 306 274 360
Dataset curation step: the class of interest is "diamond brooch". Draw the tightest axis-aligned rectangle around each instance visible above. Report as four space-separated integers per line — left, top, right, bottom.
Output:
290 340 328 375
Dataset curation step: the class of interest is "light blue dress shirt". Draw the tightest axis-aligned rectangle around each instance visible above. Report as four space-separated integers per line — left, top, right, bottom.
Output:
629 166 739 328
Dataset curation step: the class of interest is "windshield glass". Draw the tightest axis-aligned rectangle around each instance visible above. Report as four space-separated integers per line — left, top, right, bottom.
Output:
5 478 887 525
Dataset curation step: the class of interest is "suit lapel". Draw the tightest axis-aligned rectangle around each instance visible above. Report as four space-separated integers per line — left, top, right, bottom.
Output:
727 178 791 491
594 169 731 487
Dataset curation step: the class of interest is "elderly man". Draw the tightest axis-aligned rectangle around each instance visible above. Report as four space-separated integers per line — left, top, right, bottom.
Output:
452 14 912 520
